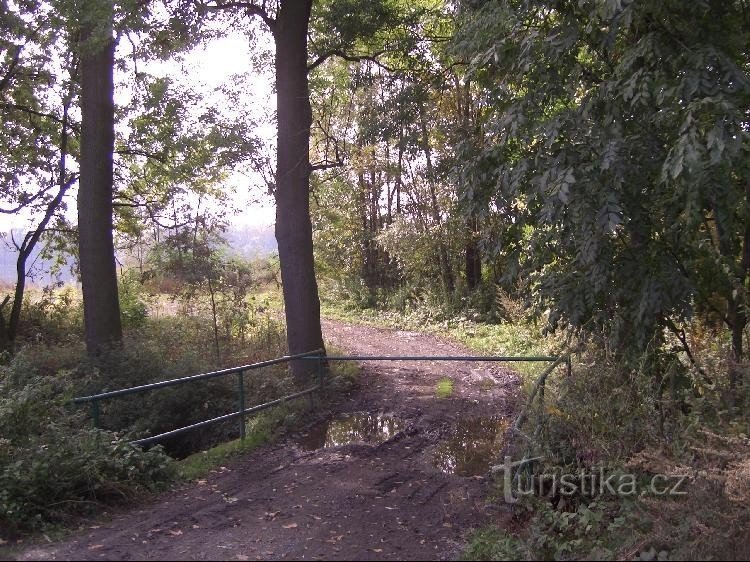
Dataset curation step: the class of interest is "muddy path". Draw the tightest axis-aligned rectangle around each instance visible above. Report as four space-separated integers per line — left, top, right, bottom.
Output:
14 319 520 561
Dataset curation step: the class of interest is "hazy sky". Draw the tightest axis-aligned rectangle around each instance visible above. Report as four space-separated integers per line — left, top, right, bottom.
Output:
154 31 277 228
3 29 277 232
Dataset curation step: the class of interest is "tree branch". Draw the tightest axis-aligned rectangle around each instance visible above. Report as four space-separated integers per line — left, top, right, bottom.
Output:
0 103 81 133
307 49 397 74
115 148 168 163
664 317 714 386
0 185 53 214
198 0 276 30
310 160 344 172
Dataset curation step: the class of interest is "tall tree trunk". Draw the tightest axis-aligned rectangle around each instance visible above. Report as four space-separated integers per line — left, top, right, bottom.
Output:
730 182 750 394
78 0 122 355
358 172 376 291
396 126 403 215
274 0 325 380
454 75 482 290
419 103 454 294
465 214 481 289
0 295 10 352
709 189 748 406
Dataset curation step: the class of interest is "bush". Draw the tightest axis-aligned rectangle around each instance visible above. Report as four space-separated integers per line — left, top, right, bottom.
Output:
119 270 150 329
0 368 175 536
474 326 750 561
18 286 84 344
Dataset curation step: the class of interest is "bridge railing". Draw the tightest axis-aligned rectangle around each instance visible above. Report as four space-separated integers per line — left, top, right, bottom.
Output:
72 349 325 447
73 350 568 447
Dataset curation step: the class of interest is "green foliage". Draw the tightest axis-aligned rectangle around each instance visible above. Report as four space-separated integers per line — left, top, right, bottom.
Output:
18 286 84 344
435 377 454 398
464 498 640 561
0 0 71 213
453 0 750 358
80 311 289 458
462 527 525 561
0 366 175 535
119 269 149 329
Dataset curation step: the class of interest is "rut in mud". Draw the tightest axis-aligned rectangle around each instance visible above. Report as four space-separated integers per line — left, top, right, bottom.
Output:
16 319 521 561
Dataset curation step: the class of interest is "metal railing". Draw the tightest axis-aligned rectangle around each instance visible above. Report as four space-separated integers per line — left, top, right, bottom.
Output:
73 349 325 447
73 349 567 448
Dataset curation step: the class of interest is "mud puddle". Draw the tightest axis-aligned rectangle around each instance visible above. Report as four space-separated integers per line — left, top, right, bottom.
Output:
294 412 404 450
433 416 510 476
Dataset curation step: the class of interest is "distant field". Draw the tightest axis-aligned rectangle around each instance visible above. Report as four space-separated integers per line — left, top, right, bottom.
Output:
0 224 277 284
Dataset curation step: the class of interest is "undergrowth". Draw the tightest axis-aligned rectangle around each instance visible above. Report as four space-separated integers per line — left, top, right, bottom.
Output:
0 279 318 537
321 286 750 561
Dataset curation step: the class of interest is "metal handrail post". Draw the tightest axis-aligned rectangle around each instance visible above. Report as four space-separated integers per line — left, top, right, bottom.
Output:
316 352 325 391
91 399 100 429
238 369 246 440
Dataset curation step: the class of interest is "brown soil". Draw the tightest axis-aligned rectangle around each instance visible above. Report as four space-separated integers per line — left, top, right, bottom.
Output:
13 319 520 561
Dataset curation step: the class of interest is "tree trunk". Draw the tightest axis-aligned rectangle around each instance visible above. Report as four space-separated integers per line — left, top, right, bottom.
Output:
465 214 482 289
730 182 750 394
0 295 9 352
78 0 122 355
274 0 325 380
358 172 376 292
419 102 454 294
207 275 221 363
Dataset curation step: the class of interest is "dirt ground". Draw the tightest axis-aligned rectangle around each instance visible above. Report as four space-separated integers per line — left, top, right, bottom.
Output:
12 319 521 561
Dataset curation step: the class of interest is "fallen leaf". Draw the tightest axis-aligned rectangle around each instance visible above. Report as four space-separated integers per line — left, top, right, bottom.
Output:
326 535 344 544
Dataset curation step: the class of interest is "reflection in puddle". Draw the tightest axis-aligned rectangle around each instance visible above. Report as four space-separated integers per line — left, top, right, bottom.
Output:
295 412 404 450
433 416 510 477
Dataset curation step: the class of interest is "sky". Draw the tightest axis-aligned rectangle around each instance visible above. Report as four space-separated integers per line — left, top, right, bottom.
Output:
149 31 278 228
2 28 278 233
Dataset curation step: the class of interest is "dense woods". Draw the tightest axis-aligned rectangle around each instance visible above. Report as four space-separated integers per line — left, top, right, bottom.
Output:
1 0 749 559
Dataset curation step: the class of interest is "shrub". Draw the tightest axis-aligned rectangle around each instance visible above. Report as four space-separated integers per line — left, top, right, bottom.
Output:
0 368 175 535
119 270 150 329
19 286 83 344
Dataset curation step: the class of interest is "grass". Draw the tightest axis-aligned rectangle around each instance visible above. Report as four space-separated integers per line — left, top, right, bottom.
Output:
178 412 278 480
435 377 454 398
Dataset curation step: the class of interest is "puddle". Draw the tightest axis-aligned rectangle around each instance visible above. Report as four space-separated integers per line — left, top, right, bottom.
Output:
433 416 510 477
294 412 404 451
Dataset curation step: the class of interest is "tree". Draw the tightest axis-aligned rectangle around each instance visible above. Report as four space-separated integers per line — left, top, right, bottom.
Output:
198 0 425 378
77 0 122 354
273 0 325 375
308 4 492 305
0 1 79 351
453 0 750 392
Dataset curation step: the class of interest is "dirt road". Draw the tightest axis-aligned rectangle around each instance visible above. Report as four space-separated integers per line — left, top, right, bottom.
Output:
15 319 520 561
